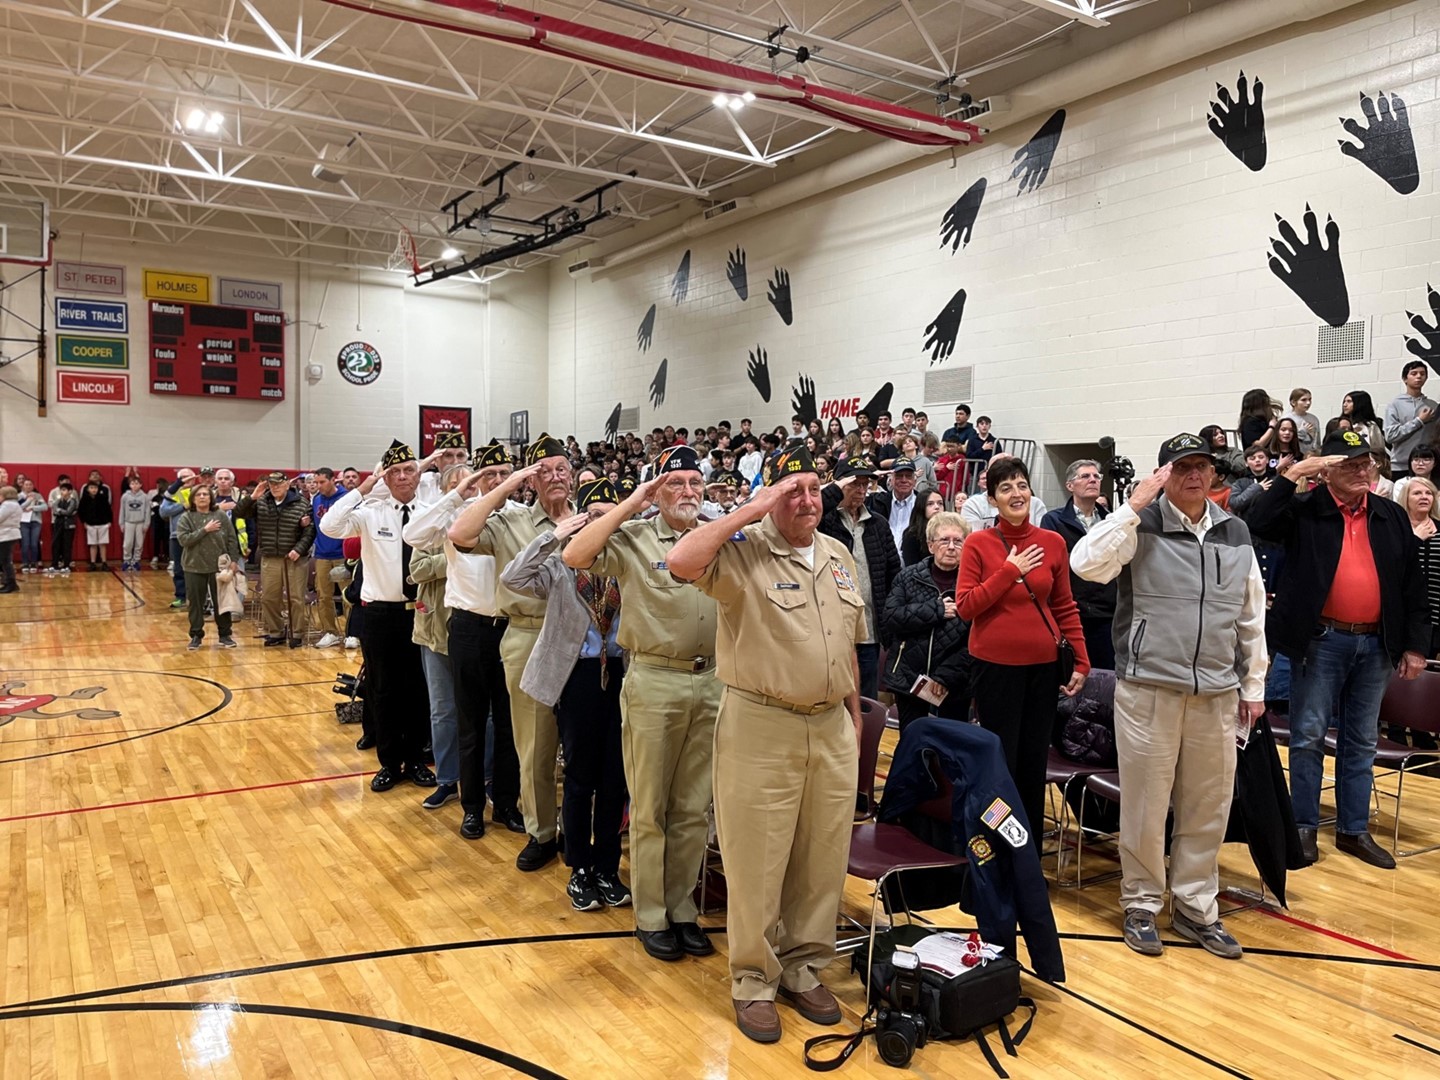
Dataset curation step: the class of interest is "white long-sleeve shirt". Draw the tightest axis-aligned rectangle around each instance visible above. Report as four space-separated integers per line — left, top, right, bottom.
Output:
320 486 436 603
1070 500 1269 701
401 489 503 615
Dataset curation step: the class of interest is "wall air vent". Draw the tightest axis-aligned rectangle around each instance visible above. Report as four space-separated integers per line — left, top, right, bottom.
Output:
618 406 640 430
702 197 753 221
1316 318 1368 367
924 365 974 405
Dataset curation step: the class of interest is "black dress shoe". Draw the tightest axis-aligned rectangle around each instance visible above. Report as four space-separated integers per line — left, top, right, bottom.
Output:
493 805 527 834
1336 831 1396 869
460 813 486 840
672 922 715 957
515 836 558 872
636 928 684 962
407 764 438 788
1297 826 1319 865
263 635 286 647
370 766 401 792
355 733 375 751
289 637 304 649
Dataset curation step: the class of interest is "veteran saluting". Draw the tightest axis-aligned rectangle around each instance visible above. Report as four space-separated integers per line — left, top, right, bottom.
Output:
668 444 865 1045
563 445 720 964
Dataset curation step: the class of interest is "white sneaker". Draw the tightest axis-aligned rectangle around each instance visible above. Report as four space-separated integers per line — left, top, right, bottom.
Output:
344 636 360 650
315 633 342 648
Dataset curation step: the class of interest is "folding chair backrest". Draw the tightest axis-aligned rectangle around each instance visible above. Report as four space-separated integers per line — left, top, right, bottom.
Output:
915 749 954 824
1377 669 1440 738
857 696 888 809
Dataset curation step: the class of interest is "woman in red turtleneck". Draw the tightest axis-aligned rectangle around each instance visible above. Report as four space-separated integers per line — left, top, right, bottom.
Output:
957 457 1089 842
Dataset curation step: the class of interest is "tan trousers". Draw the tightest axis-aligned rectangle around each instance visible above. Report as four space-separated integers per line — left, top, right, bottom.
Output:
260 556 309 638
713 689 857 1001
1114 680 1237 925
620 664 720 932
312 558 343 636
500 625 559 842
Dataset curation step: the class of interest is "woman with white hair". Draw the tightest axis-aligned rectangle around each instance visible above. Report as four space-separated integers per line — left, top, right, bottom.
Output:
1389 476 1440 749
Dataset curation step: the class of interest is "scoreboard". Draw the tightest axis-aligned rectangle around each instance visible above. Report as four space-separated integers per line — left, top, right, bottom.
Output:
148 300 285 400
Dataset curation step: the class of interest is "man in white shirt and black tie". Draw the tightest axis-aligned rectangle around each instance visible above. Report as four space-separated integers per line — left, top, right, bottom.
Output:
321 439 438 792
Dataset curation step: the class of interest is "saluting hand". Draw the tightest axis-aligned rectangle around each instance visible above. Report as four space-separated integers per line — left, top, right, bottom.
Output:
1287 454 1345 480
456 471 487 499
632 474 666 512
554 512 590 541
499 462 543 496
1126 464 1171 514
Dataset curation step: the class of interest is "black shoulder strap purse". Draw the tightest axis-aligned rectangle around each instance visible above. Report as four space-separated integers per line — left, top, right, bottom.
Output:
1018 573 1076 686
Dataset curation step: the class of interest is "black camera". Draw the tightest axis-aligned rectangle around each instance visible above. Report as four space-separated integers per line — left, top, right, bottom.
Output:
875 948 928 1067
333 672 365 724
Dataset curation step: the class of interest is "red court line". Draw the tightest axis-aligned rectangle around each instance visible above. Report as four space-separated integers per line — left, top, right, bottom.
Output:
0 771 372 824
1250 905 1417 961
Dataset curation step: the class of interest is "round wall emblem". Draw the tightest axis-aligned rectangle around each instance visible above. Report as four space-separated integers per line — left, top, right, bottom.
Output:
337 341 382 385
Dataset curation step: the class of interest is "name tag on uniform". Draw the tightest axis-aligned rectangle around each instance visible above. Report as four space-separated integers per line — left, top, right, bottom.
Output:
650 560 668 570
830 562 856 592
375 527 395 539
774 581 801 590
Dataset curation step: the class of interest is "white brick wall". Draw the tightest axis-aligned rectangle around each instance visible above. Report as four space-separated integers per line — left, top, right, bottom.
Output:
544 0 1440 498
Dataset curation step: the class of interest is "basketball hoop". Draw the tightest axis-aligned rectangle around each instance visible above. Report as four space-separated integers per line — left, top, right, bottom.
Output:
386 225 421 276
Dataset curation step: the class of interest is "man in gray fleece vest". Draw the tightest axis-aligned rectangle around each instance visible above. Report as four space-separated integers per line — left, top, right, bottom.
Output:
1072 433 1268 962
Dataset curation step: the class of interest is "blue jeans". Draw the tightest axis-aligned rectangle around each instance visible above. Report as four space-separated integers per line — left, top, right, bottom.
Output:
420 646 460 785
19 520 41 566
1264 651 1291 705
1288 628 1391 834
170 536 186 600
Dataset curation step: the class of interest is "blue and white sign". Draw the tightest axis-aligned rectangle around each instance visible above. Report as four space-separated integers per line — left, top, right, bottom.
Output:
55 297 129 334
218 277 283 311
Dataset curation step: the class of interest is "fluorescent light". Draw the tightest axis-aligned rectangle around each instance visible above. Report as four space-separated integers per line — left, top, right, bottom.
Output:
205 111 224 134
441 246 460 260
742 91 756 102
712 93 729 108
728 97 744 110
184 108 206 130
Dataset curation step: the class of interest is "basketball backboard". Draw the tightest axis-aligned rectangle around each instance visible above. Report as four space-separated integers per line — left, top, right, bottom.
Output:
0 195 51 266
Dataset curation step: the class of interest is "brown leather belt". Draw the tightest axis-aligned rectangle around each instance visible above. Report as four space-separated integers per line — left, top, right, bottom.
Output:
632 653 715 673
1319 616 1380 634
505 615 544 630
731 688 836 716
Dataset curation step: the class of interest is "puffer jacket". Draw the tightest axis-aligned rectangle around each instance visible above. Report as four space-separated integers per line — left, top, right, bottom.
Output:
1053 668 1116 766
878 558 971 697
236 487 315 559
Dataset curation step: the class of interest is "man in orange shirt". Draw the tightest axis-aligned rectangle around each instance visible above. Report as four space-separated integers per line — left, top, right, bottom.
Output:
1249 430 1431 869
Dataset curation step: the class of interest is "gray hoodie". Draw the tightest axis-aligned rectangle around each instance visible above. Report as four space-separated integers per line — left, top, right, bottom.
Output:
120 489 151 525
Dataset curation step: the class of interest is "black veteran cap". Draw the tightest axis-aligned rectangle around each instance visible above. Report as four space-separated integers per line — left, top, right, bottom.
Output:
1321 428 1373 459
472 439 512 470
834 456 876 480
707 470 740 488
434 431 466 451
890 456 917 472
655 445 701 474
767 444 817 485
1157 433 1214 468
524 433 567 464
617 475 638 495
577 477 620 510
264 470 288 483
382 439 416 469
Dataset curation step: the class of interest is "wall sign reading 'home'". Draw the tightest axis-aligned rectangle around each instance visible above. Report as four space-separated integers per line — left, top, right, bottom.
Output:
148 299 286 400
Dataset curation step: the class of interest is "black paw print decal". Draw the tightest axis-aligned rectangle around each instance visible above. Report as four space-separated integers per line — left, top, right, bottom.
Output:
1339 91 1419 195
940 178 986 252
726 247 749 301
1268 205 1350 328
1011 109 1065 195
1406 284 1440 374
1208 71 1266 172
790 374 817 425
767 267 793 325
671 250 691 303
923 289 967 365
746 345 771 403
604 402 622 444
637 304 656 352
649 358 668 408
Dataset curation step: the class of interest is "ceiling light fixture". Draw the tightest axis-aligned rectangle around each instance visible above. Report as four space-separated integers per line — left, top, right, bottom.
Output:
711 92 751 111
441 246 460 260
184 108 206 131
205 111 224 134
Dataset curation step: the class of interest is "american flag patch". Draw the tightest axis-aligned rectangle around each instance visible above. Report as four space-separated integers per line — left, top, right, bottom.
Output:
982 798 1012 829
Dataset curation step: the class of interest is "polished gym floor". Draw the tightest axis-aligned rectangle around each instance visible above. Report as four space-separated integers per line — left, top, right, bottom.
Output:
2 568 1438 1078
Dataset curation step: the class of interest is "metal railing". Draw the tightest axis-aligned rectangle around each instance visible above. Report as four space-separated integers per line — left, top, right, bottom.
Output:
934 437 1038 510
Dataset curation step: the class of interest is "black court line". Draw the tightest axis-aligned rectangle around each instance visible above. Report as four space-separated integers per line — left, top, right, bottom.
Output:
1395 1033 1440 1058
1044 980 1253 1078
228 679 335 692
0 567 147 624
0 669 232 764
0 1000 567 1079
1056 932 1440 974
3 929 640 1010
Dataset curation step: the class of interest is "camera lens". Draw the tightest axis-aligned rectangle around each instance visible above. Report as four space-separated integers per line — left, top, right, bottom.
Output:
875 1022 919 1068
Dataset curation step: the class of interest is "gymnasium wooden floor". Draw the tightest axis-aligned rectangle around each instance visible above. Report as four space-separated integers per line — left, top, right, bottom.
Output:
2 569 1439 1079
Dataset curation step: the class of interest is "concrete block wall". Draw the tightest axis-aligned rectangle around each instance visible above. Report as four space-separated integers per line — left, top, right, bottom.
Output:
545 0 1440 501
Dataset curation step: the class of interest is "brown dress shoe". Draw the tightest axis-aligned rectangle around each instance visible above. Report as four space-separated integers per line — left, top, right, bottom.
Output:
778 983 842 1025
733 998 782 1043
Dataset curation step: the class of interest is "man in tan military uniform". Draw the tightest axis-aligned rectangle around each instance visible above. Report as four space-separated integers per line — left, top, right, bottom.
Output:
564 445 720 963
449 434 575 871
670 444 864 1045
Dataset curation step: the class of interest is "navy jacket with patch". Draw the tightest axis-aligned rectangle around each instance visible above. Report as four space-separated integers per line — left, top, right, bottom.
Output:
878 718 1065 983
